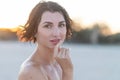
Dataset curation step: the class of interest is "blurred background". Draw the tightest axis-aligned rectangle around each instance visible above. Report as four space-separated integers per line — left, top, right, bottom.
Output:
0 0 120 80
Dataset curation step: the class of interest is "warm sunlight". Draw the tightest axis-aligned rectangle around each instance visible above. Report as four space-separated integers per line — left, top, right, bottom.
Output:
0 0 120 33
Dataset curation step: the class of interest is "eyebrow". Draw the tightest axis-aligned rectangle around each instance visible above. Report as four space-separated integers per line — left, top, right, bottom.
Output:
42 21 66 24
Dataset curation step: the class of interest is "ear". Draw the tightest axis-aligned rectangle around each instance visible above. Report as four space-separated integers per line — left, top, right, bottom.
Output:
67 29 72 39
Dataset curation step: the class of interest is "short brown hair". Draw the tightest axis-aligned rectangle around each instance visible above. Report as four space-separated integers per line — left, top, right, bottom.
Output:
17 1 72 43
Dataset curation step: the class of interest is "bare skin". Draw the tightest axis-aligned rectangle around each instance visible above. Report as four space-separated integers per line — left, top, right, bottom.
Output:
18 48 73 80
18 11 73 80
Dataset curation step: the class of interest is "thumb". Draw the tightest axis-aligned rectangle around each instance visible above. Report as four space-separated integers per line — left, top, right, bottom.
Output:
54 41 62 57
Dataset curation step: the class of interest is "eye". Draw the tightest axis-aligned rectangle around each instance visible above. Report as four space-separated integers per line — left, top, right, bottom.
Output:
43 24 52 29
59 23 66 28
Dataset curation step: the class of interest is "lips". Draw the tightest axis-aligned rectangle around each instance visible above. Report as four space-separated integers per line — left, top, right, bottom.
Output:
50 39 60 45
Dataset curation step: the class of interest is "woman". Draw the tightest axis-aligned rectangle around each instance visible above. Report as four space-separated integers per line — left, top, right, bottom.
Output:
18 1 73 80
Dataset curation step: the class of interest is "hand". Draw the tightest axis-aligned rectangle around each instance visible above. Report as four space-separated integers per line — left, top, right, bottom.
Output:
55 48 73 73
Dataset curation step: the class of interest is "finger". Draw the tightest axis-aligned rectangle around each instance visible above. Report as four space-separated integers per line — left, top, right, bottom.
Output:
63 48 68 58
56 40 63 48
58 48 64 58
54 47 60 57
54 41 63 57
62 48 66 58
66 48 71 61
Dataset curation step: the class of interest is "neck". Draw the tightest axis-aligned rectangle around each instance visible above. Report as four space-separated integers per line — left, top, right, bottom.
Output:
32 45 58 65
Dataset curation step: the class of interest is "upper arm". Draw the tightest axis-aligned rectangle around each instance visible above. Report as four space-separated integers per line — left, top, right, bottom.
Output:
18 66 48 80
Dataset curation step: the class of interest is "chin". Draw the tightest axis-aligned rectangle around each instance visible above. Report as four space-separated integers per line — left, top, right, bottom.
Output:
48 44 61 49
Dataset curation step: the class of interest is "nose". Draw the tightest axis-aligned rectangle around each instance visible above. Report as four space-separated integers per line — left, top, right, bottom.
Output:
52 27 61 37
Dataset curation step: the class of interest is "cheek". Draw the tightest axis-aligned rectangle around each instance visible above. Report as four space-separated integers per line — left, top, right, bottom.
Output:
61 28 67 37
36 29 49 41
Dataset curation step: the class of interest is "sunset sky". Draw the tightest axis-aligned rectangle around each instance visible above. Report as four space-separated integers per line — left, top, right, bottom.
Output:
0 0 120 33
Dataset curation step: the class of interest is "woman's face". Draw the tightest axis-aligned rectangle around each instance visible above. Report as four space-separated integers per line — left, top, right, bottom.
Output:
36 11 66 48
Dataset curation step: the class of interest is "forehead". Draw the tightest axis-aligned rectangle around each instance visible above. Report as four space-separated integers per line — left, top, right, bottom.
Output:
40 11 65 24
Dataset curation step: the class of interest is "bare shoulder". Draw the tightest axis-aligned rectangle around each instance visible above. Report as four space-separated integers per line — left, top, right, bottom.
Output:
18 60 48 80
